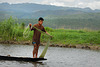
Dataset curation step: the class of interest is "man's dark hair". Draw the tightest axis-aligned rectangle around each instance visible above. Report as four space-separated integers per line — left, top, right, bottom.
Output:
38 17 44 21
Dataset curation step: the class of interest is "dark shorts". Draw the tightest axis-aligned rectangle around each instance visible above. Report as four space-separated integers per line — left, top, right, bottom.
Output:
32 42 36 44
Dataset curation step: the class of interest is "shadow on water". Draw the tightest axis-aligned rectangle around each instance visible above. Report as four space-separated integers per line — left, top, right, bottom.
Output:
17 61 48 67
31 62 49 67
16 61 49 67
0 60 49 67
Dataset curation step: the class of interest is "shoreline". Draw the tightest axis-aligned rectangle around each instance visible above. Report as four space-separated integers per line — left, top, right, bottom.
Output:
0 41 100 50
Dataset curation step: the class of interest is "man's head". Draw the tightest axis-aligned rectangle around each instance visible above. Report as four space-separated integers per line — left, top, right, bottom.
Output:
38 17 44 25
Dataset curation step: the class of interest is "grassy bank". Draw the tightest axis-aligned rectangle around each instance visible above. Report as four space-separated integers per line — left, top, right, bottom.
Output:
1 27 100 46
0 17 100 46
41 28 100 46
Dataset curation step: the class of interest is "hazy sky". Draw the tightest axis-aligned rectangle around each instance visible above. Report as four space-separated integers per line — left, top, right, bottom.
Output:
0 0 100 10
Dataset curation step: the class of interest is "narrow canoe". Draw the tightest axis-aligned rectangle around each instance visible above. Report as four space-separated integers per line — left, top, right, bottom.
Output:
0 55 47 62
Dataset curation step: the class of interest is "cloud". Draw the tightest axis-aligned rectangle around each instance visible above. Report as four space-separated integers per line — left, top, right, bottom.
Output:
50 2 66 7
87 1 100 10
0 0 100 9
72 0 100 10
39 0 100 9
0 0 30 4
55 0 75 2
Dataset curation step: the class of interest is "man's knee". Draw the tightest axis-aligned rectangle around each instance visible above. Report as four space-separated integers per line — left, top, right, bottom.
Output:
34 44 39 50
34 46 38 50
36 47 38 51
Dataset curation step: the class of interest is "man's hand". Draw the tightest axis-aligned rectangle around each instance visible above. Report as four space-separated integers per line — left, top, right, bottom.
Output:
29 23 32 31
46 32 53 39
50 35 53 40
50 35 53 38
29 23 32 27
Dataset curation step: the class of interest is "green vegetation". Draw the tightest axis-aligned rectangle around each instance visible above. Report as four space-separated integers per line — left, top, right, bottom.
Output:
0 17 100 46
1 13 100 30
44 13 100 30
0 17 24 41
45 29 100 45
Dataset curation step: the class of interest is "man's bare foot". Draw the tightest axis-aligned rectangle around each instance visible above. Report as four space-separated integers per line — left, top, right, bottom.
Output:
33 56 37 58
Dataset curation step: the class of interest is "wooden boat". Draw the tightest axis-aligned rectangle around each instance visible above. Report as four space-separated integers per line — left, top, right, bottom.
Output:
0 55 47 62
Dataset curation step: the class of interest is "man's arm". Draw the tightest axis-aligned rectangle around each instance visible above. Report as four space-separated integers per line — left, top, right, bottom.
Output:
29 23 32 31
45 32 52 38
42 27 53 38
29 23 35 31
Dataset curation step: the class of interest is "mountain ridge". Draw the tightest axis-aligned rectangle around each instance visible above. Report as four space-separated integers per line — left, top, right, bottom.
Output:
0 2 100 19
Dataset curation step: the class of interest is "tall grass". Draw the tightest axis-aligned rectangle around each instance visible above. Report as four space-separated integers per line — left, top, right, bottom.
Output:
47 29 100 45
0 17 24 41
0 17 100 45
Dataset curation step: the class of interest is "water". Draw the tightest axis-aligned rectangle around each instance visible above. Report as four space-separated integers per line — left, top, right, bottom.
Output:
0 44 100 67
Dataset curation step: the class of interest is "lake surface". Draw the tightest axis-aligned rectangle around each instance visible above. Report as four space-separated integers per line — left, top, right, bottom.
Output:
0 44 100 67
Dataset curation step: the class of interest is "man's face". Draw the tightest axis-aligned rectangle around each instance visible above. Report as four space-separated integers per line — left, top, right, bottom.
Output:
38 20 43 25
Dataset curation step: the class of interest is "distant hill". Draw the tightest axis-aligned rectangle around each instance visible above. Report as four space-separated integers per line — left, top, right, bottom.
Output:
44 13 100 30
0 3 100 19
16 13 100 30
0 3 100 30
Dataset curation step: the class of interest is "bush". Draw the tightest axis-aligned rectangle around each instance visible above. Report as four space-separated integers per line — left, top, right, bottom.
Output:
45 27 54 32
0 16 24 40
78 30 85 33
98 31 100 33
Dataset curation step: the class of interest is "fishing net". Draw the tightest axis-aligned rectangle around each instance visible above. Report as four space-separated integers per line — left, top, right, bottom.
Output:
23 25 30 38
39 38 50 58
32 26 51 58
23 24 51 58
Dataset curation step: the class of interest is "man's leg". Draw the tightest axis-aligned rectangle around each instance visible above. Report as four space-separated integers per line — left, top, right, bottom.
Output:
33 43 37 58
33 43 40 58
36 44 40 58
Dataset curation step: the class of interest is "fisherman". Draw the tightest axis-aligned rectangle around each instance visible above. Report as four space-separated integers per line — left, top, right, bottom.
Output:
29 17 52 58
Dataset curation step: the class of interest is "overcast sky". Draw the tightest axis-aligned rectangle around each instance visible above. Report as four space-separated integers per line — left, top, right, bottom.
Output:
0 0 100 10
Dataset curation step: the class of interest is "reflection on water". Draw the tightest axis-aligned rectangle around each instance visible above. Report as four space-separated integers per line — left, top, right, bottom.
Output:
31 62 48 67
0 44 100 67
0 60 48 67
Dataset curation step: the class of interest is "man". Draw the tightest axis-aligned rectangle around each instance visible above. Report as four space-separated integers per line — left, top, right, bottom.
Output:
29 17 51 58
